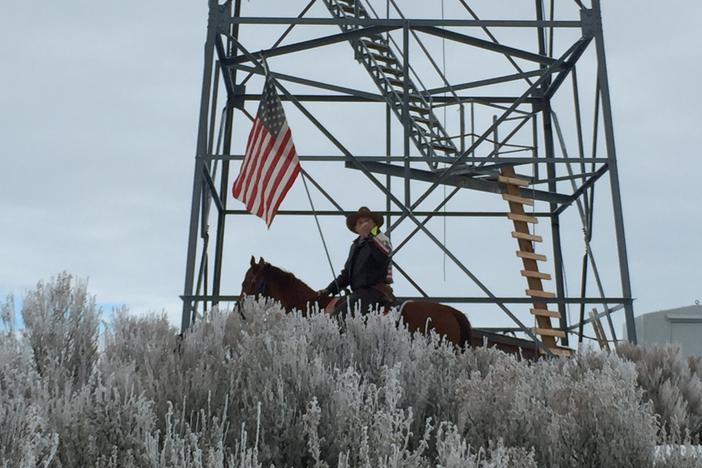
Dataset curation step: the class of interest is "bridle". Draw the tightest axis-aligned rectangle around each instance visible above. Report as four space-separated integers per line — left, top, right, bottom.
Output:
255 272 268 296
237 266 269 320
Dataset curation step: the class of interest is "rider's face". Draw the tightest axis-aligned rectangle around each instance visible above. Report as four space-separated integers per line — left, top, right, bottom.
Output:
355 216 375 237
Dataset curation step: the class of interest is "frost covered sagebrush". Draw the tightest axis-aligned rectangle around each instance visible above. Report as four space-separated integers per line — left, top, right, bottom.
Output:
617 342 702 438
1 275 701 467
20 272 100 392
0 335 58 468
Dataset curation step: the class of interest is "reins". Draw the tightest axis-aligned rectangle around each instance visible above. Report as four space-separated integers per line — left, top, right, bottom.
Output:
257 275 268 296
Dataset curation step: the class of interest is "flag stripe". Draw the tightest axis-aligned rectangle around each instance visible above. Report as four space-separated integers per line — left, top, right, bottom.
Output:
263 150 297 222
232 119 264 197
242 130 274 205
250 127 292 217
265 148 300 225
259 133 294 216
233 119 263 194
239 124 270 198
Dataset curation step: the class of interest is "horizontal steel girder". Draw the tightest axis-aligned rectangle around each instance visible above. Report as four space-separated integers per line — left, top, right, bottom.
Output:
345 161 572 205
201 154 610 164
223 209 552 217
225 25 398 65
181 294 632 305
240 94 542 103
413 26 557 65
223 17 583 28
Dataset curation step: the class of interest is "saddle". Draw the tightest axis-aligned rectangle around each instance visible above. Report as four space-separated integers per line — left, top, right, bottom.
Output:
323 297 395 316
321 283 397 315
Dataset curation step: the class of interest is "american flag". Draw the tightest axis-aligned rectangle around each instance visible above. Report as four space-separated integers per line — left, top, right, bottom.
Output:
232 76 300 226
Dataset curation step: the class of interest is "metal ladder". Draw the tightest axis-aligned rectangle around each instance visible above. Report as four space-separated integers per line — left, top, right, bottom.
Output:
322 0 459 169
499 166 572 357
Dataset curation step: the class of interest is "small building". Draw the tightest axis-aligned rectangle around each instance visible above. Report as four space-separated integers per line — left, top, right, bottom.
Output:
628 303 702 357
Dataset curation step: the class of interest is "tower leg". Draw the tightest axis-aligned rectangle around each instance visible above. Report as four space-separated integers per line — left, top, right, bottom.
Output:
182 0 219 333
591 0 636 343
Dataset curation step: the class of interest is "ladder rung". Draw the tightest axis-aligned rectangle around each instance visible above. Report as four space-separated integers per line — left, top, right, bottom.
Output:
339 4 363 14
397 93 425 102
507 213 538 224
413 117 437 127
431 143 457 153
502 193 534 206
533 327 566 338
530 308 560 318
512 231 542 242
498 175 530 186
368 53 397 64
521 269 551 280
526 289 555 298
541 346 572 358
362 40 390 52
406 104 430 115
378 65 402 76
387 78 404 87
517 251 547 262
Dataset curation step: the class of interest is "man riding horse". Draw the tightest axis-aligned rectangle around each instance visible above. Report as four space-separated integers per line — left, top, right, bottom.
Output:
318 206 396 320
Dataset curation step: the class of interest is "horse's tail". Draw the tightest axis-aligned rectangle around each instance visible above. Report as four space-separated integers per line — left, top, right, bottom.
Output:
452 309 472 350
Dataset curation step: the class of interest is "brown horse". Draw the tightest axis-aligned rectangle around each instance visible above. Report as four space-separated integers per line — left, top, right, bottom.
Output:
239 256 472 349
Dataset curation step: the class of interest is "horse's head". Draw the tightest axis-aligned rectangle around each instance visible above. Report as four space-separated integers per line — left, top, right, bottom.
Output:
239 256 324 315
240 255 269 298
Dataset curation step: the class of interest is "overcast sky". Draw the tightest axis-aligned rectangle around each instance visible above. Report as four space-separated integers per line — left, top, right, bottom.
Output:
1 1 700 341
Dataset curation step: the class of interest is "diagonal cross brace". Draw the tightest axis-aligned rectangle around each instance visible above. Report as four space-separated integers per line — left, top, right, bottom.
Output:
414 25 558 65
226 25 398 65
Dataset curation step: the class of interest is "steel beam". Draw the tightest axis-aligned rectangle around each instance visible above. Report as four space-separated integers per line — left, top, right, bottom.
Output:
238 94 542 103
231 64 384 101
592 0 636 342
203 154 609 163
346 161 572 204
201 165 224 214
181 0 221 333
427 68 560 95
211 1 242 310
224 209 552 217
554 163 608 216
181 294 632 304
225 17 583 28
226 25 397 64
414 26 557 65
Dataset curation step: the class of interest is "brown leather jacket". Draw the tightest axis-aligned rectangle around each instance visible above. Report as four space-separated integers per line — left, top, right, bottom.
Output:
326 232 393 297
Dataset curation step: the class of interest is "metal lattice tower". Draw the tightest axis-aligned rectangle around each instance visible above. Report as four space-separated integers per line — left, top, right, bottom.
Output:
180 0 636 355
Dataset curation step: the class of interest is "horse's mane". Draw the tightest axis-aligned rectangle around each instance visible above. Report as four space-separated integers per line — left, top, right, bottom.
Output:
264 263 315 294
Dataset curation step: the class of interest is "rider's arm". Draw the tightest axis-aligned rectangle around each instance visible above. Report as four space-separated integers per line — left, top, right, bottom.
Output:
325 269 348 295
325 246 352 295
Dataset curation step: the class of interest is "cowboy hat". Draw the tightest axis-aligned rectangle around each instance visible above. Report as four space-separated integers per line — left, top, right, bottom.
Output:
346 206 384 233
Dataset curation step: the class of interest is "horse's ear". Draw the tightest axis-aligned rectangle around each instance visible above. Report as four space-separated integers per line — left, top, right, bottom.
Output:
258 256 265 265
250 255 256 267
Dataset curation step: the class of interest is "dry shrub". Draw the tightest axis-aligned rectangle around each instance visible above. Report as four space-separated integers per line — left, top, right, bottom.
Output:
1 276 700 467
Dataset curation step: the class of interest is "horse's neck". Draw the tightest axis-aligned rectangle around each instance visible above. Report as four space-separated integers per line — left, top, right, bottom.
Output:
267 269 317 310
